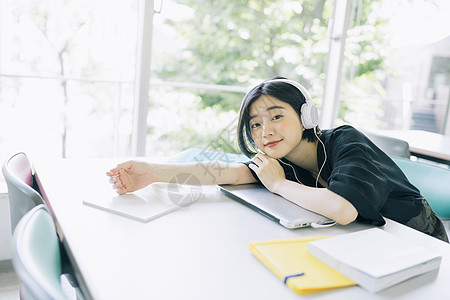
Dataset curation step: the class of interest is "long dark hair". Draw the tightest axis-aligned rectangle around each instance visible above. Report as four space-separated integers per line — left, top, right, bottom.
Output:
237 77 320 157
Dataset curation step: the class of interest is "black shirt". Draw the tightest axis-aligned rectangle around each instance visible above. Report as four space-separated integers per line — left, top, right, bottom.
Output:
245 125 423 226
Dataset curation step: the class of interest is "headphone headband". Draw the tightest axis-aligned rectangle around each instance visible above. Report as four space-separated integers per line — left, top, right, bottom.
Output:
264 78 313 103
264 78 319 129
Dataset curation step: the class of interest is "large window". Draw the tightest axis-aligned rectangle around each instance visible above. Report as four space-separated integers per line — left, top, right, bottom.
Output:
147 0 334 157
0 0 138 163
339 0 450 134
1 0 449 192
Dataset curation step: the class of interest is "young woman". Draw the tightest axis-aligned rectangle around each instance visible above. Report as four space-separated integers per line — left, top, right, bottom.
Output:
107 77 448 242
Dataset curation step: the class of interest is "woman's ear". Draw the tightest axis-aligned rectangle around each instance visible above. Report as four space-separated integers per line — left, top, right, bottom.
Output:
300 121 306 132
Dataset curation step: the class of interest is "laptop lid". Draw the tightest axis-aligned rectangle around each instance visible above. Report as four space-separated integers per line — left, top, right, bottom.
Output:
219 183 335 229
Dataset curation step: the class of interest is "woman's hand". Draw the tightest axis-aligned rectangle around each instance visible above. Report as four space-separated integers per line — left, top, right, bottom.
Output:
248 153 286 193
106 161 157 195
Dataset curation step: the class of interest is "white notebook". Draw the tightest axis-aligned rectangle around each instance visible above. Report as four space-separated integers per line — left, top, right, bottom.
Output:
307 228 442 293
83 183 202 222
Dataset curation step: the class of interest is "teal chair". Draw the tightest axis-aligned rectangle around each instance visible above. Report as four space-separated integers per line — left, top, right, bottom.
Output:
364 131 411 158
2 152 44 233
392 157 450 220
12 204 70 300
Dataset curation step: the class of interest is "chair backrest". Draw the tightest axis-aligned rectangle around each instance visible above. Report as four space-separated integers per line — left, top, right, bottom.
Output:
2 152 44 233
392 157 450 220
11 204 68 300
364 131 411 158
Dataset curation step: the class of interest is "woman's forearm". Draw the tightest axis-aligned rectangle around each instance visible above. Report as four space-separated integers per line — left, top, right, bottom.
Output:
273 180 358 225
151 161 255 186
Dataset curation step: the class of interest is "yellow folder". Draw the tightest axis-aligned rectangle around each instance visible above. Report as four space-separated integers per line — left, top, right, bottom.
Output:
249 236 356 294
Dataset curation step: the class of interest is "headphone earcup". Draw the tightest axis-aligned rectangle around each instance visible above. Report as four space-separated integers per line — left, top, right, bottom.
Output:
300 102 319 129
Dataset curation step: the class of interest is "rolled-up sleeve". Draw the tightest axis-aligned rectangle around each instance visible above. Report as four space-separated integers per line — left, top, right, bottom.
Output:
327 143 392 225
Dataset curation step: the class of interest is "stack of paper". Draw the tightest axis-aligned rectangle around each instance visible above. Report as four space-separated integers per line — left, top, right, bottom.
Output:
306 228 442 293
249 236 356 294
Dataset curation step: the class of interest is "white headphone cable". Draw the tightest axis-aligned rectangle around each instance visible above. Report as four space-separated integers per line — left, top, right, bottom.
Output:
314 128 327 188
276 128 326 188
277 159 305 185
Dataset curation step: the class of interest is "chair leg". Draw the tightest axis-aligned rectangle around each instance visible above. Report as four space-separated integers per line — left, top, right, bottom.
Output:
59 243 79 288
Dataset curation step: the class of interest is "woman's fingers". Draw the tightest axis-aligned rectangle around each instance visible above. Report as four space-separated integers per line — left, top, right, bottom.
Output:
107 161 137 195
106 161 134 176
250 153 271 173
252 153 270 166
248 162 258 172
109 174 119 183
116 186 127 195
107 168 127 193
106 170 118 177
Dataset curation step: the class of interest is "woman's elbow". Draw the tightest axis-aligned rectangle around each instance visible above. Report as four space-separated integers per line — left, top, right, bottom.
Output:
334 203 358 225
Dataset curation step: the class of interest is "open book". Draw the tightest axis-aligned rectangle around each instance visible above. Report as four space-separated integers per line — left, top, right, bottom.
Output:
306 228 442 293
83 182 203 222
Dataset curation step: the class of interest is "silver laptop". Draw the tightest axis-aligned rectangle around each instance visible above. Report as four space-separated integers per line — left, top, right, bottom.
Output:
219 183 335 229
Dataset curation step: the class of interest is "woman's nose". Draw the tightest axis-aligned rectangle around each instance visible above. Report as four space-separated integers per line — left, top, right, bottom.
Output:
262 123 274 137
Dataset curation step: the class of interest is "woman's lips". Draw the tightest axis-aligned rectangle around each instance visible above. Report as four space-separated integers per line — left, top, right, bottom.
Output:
265 139 282 148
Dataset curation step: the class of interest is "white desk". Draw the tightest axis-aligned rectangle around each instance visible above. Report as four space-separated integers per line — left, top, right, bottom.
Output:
378 130 450 165
34 158 450 300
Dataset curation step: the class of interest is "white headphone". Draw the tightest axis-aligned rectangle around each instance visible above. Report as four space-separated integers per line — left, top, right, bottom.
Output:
246 79 326 188
265 79 319 129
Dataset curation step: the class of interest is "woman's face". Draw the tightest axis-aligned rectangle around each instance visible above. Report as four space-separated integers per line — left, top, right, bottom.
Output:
248 95 305 159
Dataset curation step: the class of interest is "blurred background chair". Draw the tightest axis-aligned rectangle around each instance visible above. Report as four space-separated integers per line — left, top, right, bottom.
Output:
363 131 411 158
392 157 450 220
2 152 44 233
11 204 71 300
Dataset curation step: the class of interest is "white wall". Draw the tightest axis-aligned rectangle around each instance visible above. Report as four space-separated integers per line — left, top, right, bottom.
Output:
0 194 12 260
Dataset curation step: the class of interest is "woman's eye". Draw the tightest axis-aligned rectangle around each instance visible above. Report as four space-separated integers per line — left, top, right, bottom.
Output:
272 115 283 120
250 123 260 129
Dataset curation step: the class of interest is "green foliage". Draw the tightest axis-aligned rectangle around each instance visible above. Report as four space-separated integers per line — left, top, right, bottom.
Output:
152 0 398 153
339 0 391 126
147 87 242 155
154 0 332 111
